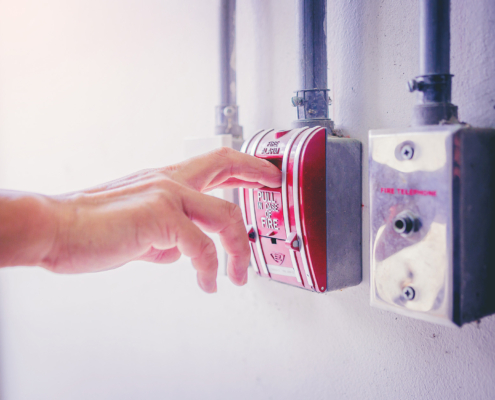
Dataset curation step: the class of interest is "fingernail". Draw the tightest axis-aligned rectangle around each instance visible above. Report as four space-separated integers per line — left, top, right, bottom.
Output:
234 268 247 286
198 276 217 294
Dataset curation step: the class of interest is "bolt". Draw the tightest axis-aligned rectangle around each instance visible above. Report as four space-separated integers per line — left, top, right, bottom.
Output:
292 240 300 249
321 286 325 291
248 231 256 240
402 286 415 301
291 96 304 107
400 144 414 160
408 79 418 92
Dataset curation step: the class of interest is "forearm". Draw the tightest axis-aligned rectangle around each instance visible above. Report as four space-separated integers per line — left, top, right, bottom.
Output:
0 190 59 267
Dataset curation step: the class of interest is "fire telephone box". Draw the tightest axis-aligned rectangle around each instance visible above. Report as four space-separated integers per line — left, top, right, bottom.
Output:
240 127 362 292
369 125 495 326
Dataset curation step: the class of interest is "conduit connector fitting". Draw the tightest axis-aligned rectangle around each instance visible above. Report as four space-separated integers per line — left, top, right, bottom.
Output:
409 74 458 126
292 89 332 119
291 89 334 131
215 104 243 138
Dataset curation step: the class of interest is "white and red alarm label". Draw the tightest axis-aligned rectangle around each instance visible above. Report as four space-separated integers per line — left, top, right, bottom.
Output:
253 189 287 239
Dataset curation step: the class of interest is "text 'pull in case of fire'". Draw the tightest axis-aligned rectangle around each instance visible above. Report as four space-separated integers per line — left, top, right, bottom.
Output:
240 127 362 293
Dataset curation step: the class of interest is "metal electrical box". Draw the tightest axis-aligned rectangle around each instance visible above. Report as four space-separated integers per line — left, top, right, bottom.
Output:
369 125 495 326
240 126 362 292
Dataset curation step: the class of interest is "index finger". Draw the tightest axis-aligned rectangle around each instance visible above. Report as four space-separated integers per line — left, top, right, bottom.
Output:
180 187 251 286
166 147 282 192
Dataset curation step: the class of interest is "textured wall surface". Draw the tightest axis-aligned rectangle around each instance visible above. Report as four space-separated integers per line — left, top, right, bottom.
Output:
0 0 494 399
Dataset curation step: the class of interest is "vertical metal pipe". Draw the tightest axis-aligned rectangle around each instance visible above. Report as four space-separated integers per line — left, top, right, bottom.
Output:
409 0 458 125
219 0 236 105
297 0 327 90
292 0 333 130
420 0 450 75
216 0 242 137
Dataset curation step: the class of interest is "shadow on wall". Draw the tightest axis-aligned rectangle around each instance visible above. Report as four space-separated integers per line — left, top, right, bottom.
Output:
328 0 367 137
327 0 377 285
251 0 274 131
452 0 495 128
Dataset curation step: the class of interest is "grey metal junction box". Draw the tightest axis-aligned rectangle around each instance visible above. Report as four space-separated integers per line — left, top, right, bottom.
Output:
369 124 495 326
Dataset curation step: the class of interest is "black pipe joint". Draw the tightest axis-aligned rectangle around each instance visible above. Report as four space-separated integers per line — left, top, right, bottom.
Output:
409 74 458 125
408 74 453 104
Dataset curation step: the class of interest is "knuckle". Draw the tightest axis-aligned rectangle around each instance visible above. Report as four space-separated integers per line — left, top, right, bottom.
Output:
155 179 183 197
213 146 235 159
211 147 239 178
202 238 217 256
197 239 217 269
226 202 243 223
159 163 181 179
138 173 174 193
146 181 184 215
153 188 175 207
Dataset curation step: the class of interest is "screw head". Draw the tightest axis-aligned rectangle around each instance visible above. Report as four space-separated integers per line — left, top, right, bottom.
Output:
291 96 303 107
223 106 235 117
408 79 418 92
402 286 415 301
400 144 414 160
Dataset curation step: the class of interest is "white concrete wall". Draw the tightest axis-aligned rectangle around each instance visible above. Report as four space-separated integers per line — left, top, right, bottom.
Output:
0 0 494 399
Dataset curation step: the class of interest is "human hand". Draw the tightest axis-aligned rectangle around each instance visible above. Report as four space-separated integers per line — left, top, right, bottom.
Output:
36 147 281 292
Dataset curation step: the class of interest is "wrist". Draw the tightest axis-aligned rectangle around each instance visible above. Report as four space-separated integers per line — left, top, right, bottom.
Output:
0 191 60 268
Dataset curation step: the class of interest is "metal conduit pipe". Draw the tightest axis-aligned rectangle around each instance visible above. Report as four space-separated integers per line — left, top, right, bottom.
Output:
297 0 327 90
292 0 334 131
216 0 243 138
420 0 450 76
409 0 458 126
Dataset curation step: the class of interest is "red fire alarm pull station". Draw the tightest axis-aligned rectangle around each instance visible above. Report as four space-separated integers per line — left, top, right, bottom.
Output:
240 127 362 292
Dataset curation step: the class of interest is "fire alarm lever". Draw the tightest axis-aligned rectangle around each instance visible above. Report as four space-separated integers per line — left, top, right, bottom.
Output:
240 127 362 292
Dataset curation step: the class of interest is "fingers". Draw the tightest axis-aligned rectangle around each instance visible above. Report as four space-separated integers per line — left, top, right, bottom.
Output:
166 147 282 193
137 247 182 264
212 177 271 189
180 189 250 287
173 214 219 293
